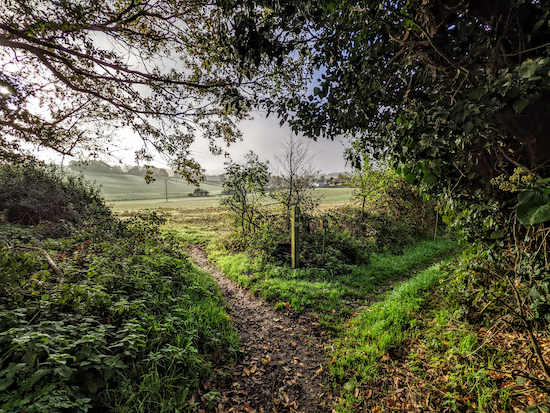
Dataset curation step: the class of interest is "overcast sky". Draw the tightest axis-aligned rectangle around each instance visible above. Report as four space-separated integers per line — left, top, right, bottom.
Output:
40 110 351 176
187 111 351 176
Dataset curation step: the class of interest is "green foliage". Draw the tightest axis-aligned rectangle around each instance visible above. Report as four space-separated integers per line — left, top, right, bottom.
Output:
0 163 110 236
209 237 457 328
327 257 512 413
188 188 210 197
1 1 260 180
221 151 270 246
219 2 550 341
329 264 450 387
0 167 239 412
224 0 550 196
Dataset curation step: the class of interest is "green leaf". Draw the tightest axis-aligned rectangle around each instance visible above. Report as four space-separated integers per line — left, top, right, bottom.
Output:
469 86 487 100
424 173 436 185
518 189 548 205
0 378 13 392
343 381 355 391
463 121 475 134
25 368 51 390
506 86 520 98
405 173 416 184
533 16 546 32
526 405 539 413
490 230 504 239
517 202 550 227
512 97 530 113
518 61 538 79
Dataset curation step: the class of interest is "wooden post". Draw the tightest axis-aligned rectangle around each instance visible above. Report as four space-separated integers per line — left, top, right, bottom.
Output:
322 216 328 255
291 205 300 268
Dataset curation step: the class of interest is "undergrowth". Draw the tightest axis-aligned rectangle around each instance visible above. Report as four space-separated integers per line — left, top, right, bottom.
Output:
0 165 240 413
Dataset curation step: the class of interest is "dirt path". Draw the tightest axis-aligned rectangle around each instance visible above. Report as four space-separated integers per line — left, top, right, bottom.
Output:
187 245 335 413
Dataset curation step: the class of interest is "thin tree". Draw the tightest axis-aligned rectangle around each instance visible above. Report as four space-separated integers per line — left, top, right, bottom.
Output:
221 151 269 243
271 133 320 228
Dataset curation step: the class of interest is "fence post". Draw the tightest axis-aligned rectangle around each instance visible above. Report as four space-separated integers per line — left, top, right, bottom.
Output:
291 205 300 268
322 216 328 255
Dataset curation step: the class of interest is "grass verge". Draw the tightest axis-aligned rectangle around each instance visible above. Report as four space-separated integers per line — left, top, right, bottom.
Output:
328 250 550 413
328 262 452 411
207 237 458 329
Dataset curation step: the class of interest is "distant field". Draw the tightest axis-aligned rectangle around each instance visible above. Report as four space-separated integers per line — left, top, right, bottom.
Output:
76 171 354 211
79 171 224 201
109 188 353 212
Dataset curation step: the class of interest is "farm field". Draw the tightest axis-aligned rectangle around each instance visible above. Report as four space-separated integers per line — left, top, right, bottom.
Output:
78 170 224 201
75 169 353 208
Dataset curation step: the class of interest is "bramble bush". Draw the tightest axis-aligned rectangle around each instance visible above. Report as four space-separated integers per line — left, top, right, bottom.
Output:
0 163 240 413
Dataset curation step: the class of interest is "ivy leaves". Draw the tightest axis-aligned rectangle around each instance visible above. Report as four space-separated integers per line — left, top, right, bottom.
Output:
516 178 550 227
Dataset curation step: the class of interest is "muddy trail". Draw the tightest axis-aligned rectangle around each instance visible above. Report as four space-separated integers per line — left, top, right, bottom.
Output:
187 245 335 413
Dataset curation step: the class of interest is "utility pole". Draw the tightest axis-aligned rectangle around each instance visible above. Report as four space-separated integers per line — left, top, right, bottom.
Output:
165 179 168 202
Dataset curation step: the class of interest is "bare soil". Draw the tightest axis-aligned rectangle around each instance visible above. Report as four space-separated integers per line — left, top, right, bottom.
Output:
187 245 336 413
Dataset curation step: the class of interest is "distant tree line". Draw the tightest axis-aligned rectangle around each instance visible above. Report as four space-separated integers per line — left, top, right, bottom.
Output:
68 160 168 178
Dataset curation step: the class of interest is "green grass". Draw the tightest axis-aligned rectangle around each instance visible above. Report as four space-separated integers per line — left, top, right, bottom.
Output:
331 265 452 387
405 306 505 413
328 264 451 406
110 196 223 211
326 254 514 413
208 237 458 329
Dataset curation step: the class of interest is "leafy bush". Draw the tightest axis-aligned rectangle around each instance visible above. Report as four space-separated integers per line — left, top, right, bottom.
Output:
0 162 110 237
0 164 240 412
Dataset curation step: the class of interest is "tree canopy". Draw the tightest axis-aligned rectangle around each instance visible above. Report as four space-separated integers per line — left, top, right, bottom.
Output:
219 0 550 235
0 0 269 181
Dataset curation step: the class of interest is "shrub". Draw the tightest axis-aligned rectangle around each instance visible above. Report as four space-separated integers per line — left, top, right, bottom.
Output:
0 162 111 237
